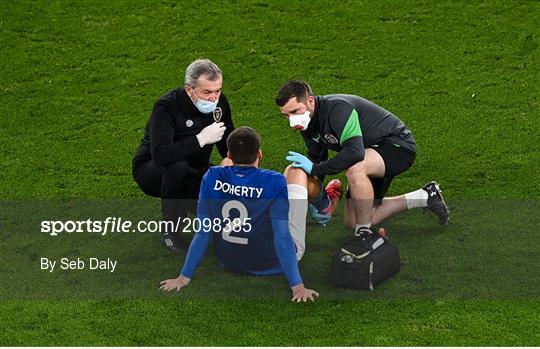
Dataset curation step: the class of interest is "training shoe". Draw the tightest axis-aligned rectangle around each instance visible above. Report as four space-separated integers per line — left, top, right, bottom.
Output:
161 233 189 254
422 181 450 226
354 226 374 239
321 179 343 215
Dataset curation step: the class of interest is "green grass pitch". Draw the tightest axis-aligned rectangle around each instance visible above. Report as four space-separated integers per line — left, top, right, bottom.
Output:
1 0 539 346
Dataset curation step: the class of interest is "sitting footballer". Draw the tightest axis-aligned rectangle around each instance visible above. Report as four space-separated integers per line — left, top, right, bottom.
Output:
160 126 319 302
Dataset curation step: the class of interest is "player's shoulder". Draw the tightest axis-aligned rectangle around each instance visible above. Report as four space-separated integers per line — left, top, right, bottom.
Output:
255 167 283 176
257 169 288 195
203 165 226 179
204 166 284 181
255 169 287 198
200 166 227 195
255 168 286 181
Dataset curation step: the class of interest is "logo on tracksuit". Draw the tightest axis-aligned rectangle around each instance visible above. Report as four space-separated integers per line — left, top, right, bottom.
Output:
324 134 338 144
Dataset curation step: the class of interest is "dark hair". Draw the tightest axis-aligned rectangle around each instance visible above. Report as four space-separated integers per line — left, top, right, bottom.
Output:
226 127 260 165
275 80 314 106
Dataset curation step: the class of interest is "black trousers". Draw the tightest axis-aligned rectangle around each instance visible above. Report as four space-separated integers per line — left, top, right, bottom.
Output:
132 158 205 232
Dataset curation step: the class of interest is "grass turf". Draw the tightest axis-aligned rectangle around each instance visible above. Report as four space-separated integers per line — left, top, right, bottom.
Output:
1 300 539 346
1 0 539 346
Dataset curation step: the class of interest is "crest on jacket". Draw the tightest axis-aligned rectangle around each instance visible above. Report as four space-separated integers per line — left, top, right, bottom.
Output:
213 107 222 122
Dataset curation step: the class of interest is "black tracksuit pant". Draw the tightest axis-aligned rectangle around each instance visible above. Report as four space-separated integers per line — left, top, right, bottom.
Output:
132 150 205 233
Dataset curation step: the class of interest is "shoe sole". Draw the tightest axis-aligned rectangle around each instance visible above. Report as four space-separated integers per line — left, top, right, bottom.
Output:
432 182 450 225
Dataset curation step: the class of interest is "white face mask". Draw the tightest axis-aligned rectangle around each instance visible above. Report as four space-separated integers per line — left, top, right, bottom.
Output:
192 91 218 114
289 111 311 131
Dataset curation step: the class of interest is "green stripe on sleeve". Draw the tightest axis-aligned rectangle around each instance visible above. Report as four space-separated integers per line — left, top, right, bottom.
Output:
339 109 362 145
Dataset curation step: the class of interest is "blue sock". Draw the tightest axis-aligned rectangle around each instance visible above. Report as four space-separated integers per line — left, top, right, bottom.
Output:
311 190 330 211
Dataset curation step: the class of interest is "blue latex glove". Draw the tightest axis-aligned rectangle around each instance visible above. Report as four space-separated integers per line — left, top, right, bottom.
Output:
308 203 331 226
286 151 313 175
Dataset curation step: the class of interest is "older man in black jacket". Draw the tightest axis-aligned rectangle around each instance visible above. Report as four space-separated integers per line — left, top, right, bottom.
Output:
133 59 234 253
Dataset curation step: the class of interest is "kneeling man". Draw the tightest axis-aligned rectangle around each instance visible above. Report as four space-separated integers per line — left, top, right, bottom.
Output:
276 80 450 236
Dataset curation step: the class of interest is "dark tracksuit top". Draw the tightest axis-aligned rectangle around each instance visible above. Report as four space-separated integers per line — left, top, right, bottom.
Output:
302 94 416 177
134 88 234 169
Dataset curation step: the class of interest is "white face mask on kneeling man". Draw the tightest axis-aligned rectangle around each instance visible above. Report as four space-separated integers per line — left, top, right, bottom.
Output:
289 111 311 131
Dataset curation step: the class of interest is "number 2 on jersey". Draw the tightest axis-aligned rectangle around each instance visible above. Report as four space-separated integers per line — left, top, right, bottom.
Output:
221 200 251 245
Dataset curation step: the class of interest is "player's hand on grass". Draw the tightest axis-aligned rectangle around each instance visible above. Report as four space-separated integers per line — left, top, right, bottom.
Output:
159 275 191 292
286 151 313 174
291 284 319 302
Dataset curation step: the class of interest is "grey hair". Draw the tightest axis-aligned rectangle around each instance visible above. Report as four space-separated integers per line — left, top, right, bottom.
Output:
184 59 222 87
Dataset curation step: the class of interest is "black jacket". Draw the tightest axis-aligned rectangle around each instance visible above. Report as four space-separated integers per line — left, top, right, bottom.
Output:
303 94 416 177
134 88 234 169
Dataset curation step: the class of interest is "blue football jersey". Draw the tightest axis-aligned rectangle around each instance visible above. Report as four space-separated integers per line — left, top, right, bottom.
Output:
197 165 289 274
